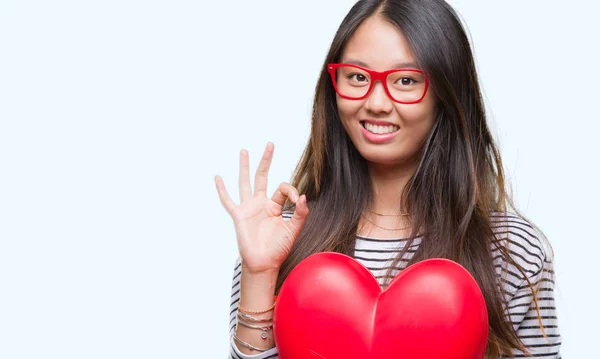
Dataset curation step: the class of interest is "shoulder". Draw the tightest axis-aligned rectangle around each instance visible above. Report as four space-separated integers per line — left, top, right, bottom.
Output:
489 211 554 289
490 211 553 261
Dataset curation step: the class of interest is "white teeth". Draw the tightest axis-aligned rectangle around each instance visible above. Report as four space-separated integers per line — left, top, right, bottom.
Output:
363 122 399 134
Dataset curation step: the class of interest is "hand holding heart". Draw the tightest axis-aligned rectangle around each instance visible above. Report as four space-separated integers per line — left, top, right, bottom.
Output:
214 142 309 274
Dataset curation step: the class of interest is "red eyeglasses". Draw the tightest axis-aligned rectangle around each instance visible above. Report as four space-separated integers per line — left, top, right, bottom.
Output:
327 63 429 104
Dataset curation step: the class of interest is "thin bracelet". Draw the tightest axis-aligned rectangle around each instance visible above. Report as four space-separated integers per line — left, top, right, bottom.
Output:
237 311 273 323
237 317 273 330
238 300 276 315
237 319 273 340
233 332 273 352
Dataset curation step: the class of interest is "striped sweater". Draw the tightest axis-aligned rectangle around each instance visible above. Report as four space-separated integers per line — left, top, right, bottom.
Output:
228 212 561 358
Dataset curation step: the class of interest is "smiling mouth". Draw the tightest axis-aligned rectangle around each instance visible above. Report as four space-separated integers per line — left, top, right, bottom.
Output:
361 121 400 134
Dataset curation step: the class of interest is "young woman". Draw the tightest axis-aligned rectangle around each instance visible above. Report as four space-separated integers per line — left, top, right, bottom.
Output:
215 0 561 358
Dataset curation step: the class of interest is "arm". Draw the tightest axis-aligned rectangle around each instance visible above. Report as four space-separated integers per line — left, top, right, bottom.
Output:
215 145 308 358
229 257 280 359
503 257 562 358
490 213 562 358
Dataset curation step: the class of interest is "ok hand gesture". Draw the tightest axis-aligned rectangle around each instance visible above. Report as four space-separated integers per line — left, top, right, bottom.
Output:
215 143 309 275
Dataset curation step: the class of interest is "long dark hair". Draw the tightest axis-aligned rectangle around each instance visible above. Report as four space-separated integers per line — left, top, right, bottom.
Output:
278 0 543 357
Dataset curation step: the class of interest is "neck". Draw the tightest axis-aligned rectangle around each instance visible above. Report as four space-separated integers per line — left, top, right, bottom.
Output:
367 159 418 215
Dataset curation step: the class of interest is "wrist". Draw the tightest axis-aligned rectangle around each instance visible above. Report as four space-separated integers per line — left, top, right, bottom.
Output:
239 268 279 314
241 264 280 276
240 268 279 292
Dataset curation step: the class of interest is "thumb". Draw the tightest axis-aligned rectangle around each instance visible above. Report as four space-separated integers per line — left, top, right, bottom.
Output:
288 195 309 235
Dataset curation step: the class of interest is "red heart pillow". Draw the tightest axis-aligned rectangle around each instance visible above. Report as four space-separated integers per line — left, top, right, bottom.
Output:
273 252 488 359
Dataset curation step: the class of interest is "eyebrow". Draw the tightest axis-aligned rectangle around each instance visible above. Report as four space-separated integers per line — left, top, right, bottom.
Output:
342 59 421 69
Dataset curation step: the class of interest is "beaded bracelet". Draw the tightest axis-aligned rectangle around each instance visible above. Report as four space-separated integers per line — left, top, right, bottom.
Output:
238 297 277 315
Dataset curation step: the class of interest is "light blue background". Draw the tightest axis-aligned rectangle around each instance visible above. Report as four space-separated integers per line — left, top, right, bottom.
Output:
1 1 598 357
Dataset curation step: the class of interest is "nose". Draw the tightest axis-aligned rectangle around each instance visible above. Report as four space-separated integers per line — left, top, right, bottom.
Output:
364 80 393 114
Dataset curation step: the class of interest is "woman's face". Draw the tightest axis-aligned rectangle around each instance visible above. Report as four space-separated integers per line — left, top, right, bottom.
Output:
336 16 437 167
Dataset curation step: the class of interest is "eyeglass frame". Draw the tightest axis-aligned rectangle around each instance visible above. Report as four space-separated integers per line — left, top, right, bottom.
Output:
327 63 430 104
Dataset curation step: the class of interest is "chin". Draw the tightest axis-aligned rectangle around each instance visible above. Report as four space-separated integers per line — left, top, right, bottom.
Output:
356 147 407 167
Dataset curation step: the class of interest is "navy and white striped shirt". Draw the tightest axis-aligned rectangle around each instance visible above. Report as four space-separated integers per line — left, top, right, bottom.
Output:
228 212 561 358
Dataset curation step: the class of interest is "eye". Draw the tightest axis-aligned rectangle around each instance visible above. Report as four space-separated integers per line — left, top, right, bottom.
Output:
347 73 369 83
398 77 416 86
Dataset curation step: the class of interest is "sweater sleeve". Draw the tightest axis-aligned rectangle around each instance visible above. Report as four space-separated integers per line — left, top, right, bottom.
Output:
228 257 279 359
491 213 562 358
502 258 562 358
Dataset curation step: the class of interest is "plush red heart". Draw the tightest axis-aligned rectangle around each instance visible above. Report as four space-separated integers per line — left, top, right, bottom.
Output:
273 252 488 359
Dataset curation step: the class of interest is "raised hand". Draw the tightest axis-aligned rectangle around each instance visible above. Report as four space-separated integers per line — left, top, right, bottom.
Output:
215 142 309 275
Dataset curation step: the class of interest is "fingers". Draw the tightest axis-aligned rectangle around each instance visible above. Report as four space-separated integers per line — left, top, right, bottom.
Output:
214 175 236 214
238 149 252 203
271 182 299 207
254 142 274 197
289 195 309 234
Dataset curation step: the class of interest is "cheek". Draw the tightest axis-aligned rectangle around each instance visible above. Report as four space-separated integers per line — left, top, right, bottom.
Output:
336 97 362 122
394 104 437 152
396 106 435 126
395 97 437 131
